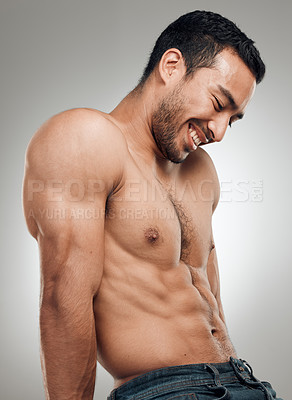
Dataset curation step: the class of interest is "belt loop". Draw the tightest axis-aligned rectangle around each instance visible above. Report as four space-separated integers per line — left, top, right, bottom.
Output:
204 363 221 386
204 363 230 399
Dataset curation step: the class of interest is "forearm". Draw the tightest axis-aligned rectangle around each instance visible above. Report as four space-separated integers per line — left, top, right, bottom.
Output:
40 299 97 400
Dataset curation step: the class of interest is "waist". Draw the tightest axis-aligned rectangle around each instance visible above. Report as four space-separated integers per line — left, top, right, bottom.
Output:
109 358 250 399
97 320 236 382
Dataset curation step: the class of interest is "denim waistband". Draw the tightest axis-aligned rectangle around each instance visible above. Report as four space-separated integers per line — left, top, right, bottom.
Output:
108 357 257 400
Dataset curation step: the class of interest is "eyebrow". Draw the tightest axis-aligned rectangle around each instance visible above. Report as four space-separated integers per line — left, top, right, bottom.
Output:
217 84 244 120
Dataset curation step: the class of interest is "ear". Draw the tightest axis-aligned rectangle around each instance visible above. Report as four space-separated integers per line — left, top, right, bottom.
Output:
158 48 186 85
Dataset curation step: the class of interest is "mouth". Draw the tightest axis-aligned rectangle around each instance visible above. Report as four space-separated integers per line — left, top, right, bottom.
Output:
188 122 209 150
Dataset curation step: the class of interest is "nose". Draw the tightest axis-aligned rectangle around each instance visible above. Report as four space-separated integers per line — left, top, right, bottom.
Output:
207 117 230 142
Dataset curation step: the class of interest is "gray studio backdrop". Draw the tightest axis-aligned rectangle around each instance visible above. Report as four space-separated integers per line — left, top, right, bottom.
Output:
1 1 291 399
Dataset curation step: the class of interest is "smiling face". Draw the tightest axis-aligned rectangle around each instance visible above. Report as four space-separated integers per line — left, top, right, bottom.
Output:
152 48 256 163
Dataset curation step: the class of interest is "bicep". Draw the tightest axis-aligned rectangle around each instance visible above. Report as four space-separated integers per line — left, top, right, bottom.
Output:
24 161 109 298
38 201 105 300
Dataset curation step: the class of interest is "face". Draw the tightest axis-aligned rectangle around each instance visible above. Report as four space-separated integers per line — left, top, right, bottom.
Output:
152 49 256 163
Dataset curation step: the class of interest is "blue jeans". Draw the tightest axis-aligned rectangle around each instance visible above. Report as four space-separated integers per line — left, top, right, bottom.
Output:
107 357 283 399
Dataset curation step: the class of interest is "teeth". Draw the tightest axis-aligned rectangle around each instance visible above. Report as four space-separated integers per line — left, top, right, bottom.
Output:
194 136 201 146
190 129 197 138
192 133 201 146
189 124 201 147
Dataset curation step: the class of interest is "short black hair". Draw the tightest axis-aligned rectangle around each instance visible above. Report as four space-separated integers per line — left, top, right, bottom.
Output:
139 10 265 85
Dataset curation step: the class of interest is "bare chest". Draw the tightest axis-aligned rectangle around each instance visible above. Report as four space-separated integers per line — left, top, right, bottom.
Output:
105 161 214 268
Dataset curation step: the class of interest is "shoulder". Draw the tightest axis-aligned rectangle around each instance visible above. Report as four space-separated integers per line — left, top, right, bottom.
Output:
26 108 127 162
23 108 128 237
181 147 220 212
181 146 218 178
25 108 128 185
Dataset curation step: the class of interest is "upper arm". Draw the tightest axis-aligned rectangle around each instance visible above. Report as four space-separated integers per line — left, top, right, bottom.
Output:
183 147 220 213
197 150 223 318
199 148 220 214
23 109 126 299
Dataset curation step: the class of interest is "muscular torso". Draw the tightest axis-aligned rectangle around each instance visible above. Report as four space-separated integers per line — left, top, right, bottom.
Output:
92 122 236 386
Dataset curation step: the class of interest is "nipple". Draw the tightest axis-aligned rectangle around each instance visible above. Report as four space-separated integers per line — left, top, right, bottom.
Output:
144 227 159 243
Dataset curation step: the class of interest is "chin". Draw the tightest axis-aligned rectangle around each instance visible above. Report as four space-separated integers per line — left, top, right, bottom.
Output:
167 152 189 164
170 158 185 164
161 142 188 164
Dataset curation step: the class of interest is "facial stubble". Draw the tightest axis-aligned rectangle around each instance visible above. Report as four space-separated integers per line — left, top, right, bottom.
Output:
152 83 189 164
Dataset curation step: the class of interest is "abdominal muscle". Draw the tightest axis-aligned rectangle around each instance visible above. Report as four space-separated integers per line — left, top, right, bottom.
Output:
93 260 236 387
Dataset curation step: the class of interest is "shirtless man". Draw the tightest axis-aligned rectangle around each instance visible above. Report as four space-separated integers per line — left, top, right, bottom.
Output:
23 10 282 400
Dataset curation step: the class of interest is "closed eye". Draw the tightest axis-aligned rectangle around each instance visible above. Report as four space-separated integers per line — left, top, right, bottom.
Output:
214 96 223 111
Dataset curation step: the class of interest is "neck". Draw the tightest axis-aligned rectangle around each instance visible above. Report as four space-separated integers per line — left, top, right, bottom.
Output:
109 80 177 176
